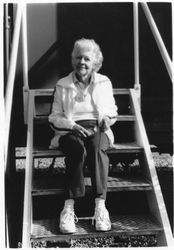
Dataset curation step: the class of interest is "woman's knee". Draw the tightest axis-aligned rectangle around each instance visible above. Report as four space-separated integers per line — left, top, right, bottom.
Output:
60 134 86 157
89 132 109 152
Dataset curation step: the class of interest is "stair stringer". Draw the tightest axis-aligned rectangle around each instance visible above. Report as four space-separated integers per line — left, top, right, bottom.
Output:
22 90 35 248
130 89 174 246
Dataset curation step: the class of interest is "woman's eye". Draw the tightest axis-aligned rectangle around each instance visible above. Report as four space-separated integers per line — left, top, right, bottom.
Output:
76 56 90 61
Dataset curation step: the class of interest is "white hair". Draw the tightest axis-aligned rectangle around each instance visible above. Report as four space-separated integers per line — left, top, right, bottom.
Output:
71 38 103 72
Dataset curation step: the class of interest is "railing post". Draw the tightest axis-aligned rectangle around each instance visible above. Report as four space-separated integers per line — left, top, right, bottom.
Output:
22 90 34 248
21 2 29 124
4 4 10 78
133 2 141 105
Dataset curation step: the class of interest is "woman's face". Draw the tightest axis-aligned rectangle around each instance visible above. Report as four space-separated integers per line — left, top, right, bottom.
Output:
73 47 95 79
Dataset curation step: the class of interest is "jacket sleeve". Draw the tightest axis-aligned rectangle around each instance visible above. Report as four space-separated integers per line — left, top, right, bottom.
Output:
101 78 118 126
48 85 76 130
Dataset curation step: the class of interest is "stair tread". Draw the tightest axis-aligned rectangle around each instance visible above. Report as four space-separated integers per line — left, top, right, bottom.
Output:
31 214 162 241
34 114 135 122
32 174 152 196
16 143 158 159
117 115 135 121
107 142 143 153
113 88 130 95
32 142 143 158
34 88 130 96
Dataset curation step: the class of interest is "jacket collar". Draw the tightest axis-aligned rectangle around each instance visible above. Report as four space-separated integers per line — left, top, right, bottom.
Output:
57 72 75 89
73 72 94 85
57 71 97 89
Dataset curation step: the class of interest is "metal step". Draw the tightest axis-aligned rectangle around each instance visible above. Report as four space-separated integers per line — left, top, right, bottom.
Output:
34 114 136 123
113 88 130 95
32 173 152 196
117 115 136 121
31 214 162 242
33 88 131 121
107 142 143 154
17 143 157 160
31 142 143 159
17 144 158 160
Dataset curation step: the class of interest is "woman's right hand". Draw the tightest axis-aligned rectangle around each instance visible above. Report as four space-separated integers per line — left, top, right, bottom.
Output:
72 123 90 138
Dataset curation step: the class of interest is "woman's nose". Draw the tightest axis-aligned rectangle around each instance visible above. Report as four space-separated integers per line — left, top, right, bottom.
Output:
79 57 85 63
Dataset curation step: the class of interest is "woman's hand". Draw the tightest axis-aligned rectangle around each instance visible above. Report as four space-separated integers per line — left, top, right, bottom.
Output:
72 123 90 138
100 116 111 132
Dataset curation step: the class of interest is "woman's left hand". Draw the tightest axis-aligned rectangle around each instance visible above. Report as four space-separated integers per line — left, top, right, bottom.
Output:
100 116 111 131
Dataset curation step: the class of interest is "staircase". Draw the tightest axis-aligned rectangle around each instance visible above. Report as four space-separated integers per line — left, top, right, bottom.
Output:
21 88 173 247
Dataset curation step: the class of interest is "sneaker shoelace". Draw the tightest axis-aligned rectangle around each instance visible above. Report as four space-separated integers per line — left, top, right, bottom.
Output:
61 210 78 224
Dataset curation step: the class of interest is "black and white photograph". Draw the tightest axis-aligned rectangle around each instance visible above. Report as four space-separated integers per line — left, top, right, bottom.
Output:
1 0 174 248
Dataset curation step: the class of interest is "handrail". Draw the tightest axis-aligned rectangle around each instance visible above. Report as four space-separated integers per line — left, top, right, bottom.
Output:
141 2 174 153
140 3 173 82
22 3 29 90
5 4 23 167
1 3 6 248
133 2 140 90
4 4 10 77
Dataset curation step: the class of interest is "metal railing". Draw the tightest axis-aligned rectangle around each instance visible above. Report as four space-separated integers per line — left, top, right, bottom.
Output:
133 2 140 91
133 2 141 106
5 4 23 168
5 2 29 168
4 3 29 247
140 2 174 149
140 3 173 83
1 3 6 249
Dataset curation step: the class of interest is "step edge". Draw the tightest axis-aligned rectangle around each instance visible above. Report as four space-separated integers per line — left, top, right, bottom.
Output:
32 186 153 196
31 215 163 241
32 182 153 196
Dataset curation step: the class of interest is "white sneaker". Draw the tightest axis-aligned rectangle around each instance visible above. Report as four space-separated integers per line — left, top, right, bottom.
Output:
59 208 78 234
93 207 111 231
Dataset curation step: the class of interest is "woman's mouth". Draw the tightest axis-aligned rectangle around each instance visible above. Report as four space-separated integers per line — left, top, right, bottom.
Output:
77 65 86 69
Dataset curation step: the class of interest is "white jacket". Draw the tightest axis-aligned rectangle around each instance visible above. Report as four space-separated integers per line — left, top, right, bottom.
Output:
49 72 118 148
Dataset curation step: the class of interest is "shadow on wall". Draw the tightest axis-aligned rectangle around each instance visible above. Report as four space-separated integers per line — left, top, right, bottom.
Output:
29 2 134 89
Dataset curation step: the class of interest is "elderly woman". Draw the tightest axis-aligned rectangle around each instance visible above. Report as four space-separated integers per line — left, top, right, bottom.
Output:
49 38 118 234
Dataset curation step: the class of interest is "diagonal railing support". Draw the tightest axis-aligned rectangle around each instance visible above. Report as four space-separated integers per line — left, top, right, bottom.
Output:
5 3 23 169
21 2 29 124
1 3 6 248
140 2 173 82
141 2 174 185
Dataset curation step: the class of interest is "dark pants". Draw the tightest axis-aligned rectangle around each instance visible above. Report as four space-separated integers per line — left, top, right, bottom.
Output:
59 130 110 200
